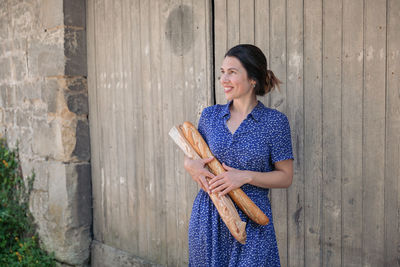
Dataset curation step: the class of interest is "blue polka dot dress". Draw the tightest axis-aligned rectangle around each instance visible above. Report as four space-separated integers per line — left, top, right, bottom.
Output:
188 100 294 267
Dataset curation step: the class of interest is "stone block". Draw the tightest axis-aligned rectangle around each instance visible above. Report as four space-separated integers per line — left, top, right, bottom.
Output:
66 92 88 115
0 58 11 81
72 119 90 161
37 161 92 265
91 241 164 267
16 108 30 127
64 28 87 76
9 0 40 37
42 78 59 113
0 84 6 108
27 39 64 77
12 55 27 81
67 76 87 92
40 0 63 29
64 0 86 28
32 118 63 159
0 11 9 40
15 81 42 107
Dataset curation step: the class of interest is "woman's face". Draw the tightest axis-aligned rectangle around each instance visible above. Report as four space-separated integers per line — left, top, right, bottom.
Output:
220 56 254 101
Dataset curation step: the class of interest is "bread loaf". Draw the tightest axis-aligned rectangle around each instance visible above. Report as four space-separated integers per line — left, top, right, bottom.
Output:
180 121 269 226
169 125 247 244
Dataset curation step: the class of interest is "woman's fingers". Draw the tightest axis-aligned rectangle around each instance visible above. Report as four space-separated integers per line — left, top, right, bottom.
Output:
211 182 229 194
202 156 214 164
198 175 210 193
222 162 234 171
201 170 215 179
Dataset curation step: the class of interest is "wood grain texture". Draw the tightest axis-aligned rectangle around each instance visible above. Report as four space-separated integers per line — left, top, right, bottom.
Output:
342 0 364 266
322 0 342 265
363 0 386 266
304 0 323 266
286 0 304 266
385 0 400 265
87 0 400 265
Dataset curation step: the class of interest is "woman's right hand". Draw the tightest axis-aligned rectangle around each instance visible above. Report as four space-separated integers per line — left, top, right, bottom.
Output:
183 155 215 193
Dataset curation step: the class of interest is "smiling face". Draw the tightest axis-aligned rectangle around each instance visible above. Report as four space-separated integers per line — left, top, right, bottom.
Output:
220 56 255 102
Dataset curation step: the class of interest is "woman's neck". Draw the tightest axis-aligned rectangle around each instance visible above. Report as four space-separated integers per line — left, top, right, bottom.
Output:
230 96 258 118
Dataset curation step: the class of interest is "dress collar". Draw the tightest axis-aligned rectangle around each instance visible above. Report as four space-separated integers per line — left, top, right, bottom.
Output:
220 100 264 122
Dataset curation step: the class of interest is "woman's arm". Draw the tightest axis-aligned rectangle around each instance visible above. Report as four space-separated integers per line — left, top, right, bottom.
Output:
208 159 293 196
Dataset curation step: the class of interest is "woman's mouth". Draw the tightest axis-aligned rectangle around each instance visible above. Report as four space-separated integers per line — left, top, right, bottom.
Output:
224 86 233 93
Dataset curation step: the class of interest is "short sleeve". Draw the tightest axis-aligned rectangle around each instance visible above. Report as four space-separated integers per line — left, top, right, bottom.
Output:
197 108 208 144
269 113 294 164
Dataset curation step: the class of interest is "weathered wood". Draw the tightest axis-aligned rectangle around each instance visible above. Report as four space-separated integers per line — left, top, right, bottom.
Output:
286 0 304 266
239 0 254 44
87 0 400 265
385 0 400 265
268 0 288 265
322 0 342 266
342 0 364 266
304 0 323 266
87 0 102 242
363 0 386 266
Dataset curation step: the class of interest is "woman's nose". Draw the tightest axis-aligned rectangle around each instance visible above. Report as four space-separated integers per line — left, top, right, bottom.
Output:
220 73 229 82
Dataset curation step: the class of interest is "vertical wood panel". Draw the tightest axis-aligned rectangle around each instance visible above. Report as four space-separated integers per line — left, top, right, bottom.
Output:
122 0 139 253
304 0 323 266
322 0 342 266
269 0 288 265
214 0 227 103
87 0 103 243
385 0 400 265
239 0 254 44
286 0 304 266
87 0 400 265
342 0 364 266
363 0 386 266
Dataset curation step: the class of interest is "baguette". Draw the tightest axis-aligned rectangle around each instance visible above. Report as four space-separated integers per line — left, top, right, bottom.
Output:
180 121 269 226
169 126 247 244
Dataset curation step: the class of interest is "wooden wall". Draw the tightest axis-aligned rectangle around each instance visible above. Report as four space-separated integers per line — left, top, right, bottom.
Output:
215 0 400 266
87 0 212 265
87 0 400 266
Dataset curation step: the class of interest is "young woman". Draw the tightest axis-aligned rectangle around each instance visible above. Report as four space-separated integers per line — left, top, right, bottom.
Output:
184 44 294 266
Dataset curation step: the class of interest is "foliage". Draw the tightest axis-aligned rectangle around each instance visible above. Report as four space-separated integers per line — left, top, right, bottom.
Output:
0 138 55 266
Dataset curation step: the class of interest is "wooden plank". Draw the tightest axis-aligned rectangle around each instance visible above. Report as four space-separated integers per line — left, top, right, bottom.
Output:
239 0 254 44
363 0 386 266
322 0 342 266
214 0 227 104
139 0 154 259
129 0 145 257
148 0 166 262
121 0 140 254
268 0 288 265
254 0 270 108
160 1 179 264
286 0 304 266
100 0 113 245
214 0 240 104
385 0 400 265
341 0 363 266
116 0 131 252
87 0 103 242
304 0 323 266
108 0 122 248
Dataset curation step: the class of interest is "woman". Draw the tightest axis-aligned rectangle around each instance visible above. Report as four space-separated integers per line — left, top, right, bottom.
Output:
184 44 294 266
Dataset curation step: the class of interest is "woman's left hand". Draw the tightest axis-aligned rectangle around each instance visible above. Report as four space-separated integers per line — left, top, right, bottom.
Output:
208 163 249 196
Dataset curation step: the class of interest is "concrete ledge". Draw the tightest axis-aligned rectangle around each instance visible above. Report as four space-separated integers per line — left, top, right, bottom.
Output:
91 241 164 267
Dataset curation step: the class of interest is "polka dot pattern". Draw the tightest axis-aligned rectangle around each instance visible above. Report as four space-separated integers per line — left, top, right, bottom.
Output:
188 100 294 267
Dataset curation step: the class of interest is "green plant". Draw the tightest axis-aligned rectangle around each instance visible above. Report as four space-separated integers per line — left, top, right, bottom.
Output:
0 138 55 266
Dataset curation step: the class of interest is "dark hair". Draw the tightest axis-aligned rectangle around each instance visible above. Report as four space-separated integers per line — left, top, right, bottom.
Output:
224 44 282 96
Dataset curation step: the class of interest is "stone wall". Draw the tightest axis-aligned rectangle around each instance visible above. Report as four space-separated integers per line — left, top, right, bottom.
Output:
0 0 91 266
